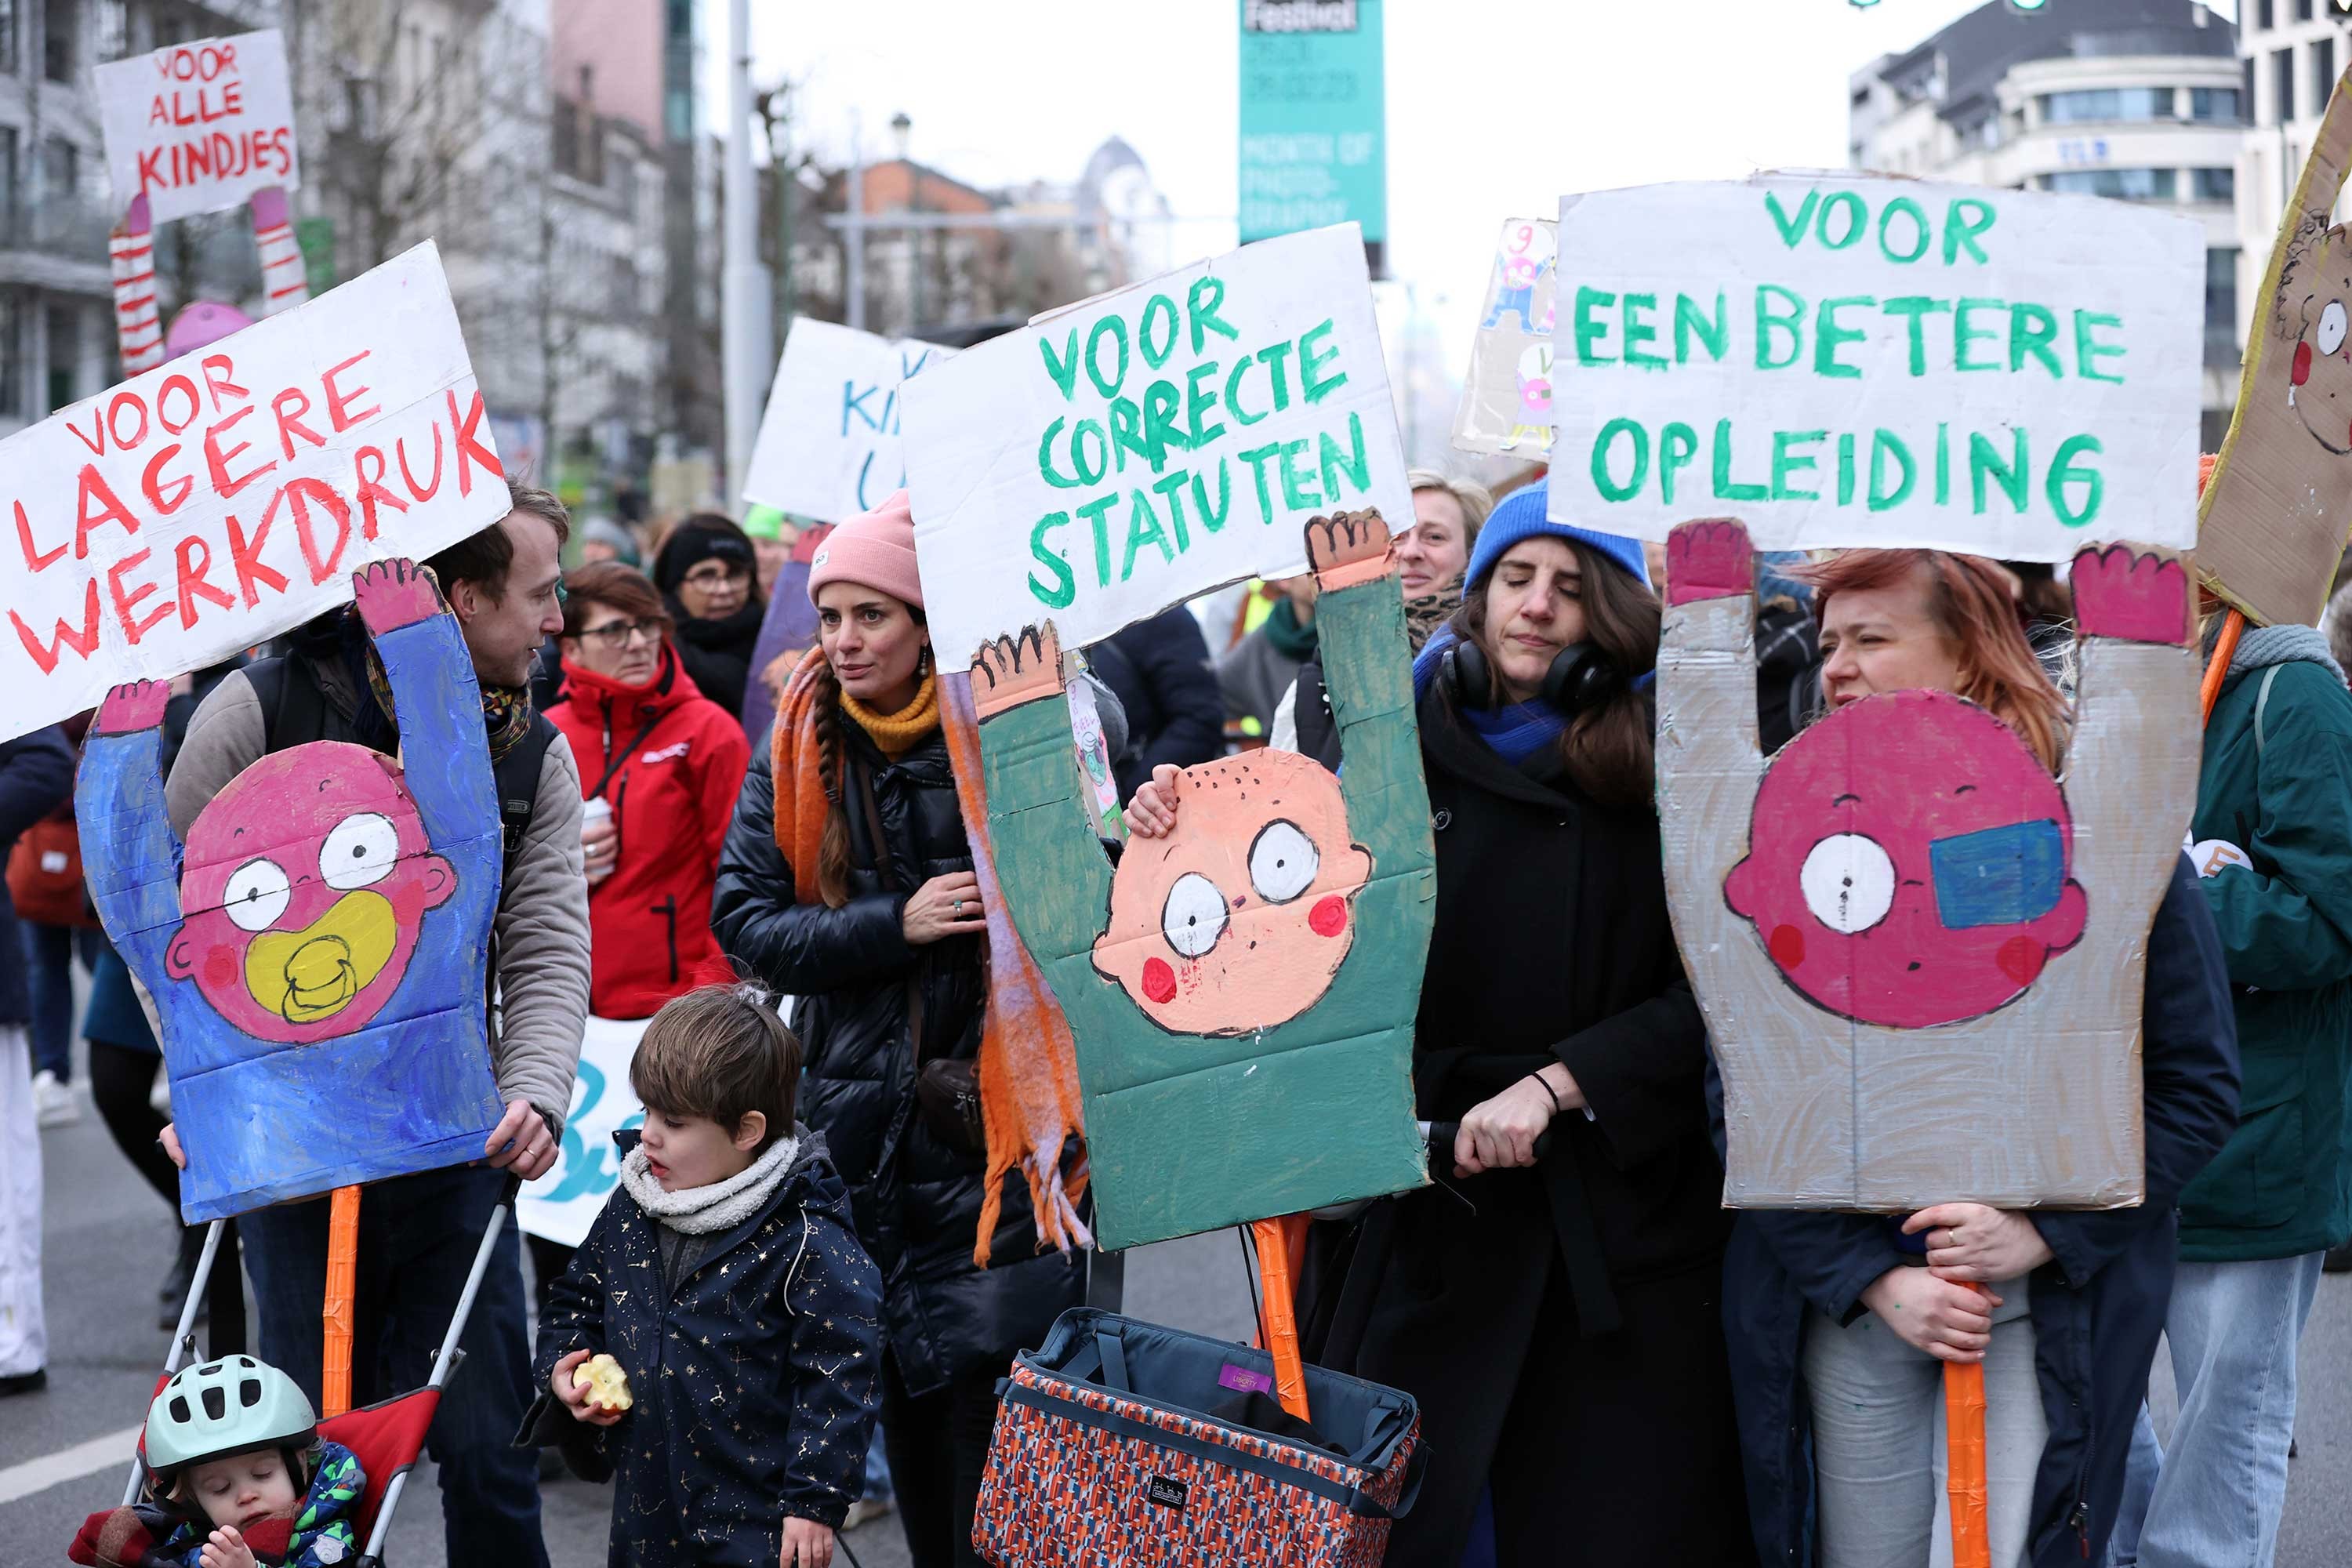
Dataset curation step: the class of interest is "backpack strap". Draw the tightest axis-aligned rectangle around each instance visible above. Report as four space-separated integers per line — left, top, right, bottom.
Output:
492 714 558 884
245 653 332 754
2256 665 2282 760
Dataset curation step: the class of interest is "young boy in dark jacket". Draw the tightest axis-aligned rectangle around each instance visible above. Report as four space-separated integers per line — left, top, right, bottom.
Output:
522 985 883 1567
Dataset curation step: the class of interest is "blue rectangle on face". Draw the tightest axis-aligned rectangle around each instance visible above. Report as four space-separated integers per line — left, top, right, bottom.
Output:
1929 818 2066 929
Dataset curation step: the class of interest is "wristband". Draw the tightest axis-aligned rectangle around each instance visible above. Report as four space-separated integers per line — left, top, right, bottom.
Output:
1530 1073 1563 1115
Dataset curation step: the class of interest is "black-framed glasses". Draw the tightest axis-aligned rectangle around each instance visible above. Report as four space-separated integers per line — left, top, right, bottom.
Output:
577 617 666 649
682 561 751 590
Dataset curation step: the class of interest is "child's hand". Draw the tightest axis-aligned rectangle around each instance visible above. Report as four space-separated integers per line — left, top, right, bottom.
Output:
1124 764 1182 839
551 1348 626 1427
198 1525 258 1568
780 1517 837 1568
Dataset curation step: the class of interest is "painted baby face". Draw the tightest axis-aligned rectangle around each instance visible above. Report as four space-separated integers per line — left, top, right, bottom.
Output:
2288 230 2352 454
1094 750 1371 1036
1517 344 1553 422
1723 691 2085 1029
167 742 456 1044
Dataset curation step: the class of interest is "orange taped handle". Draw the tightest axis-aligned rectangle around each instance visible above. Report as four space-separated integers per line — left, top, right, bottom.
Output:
1944 1286 1991 1568
321 1185 361 1418
1250 1214 1312 1425
2201 608 2245 724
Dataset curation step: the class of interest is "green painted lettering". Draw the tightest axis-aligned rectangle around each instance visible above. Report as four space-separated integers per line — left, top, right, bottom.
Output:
1185 362 1227 447
1764 189 1819 248
1318 412 1370 502
1076 492 1120 588
1955 297 2005 372
1943 198 1994 264
1575 287 1618 366
1277 437 1319 510
1970 429 2028 515
1027 513 1076 608
1661 422 1699 504
1675 292 1730 363
1256 339 1296 412
1883 296 1952 376
1138 294 1180 369
1755 286 1806 371
1592 418 1650 502
1817 190 1866 250
1877 197 1930 263
1085 314 1130 398
2048 434 2104 527
1299 319 1347 403
1119 488 1173 582
2009 303 2061 377
1187 275 1240 352
1038 328 1082 400
1772 430 1826 500
1712 418 1767 501
1237 443 1283 524
2074 310 2125 383
1868 430 1915 512
1814 296 1874 379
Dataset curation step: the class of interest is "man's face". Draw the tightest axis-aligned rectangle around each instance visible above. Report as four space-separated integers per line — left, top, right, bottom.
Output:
166 743 457 1044
455 510 566 688
1091 750 1370 1036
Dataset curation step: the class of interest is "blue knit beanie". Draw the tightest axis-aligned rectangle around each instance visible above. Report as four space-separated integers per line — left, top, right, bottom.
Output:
1464 481 1650 593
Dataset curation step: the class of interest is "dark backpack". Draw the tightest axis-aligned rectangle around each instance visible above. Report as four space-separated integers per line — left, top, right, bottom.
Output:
243 651 557 884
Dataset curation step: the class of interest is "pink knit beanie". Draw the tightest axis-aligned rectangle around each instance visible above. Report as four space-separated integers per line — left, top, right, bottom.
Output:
806 490 924 608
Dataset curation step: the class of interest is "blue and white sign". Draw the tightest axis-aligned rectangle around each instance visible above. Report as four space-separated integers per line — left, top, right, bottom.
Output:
742 318 953 523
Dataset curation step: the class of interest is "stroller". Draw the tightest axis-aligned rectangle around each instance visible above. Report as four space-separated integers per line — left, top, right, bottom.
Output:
70 1178 521 1568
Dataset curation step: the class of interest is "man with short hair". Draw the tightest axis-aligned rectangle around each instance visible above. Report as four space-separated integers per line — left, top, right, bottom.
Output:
162 483 590 1566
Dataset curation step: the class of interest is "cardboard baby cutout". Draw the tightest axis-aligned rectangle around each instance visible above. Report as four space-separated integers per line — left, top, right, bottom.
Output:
1659 521 2201 1209
2198 67 2352 628
78 560 505 1221
967 510 1431 1250
1452 218 1558 456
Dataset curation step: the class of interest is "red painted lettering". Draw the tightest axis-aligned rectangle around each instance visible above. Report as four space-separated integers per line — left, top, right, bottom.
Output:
9 583 102 675
64 408 106 458
321 353 379 432
397 426 444 502
156 375 201 434
203 405 275 499
107 391 150 452
449 390 502 496
142 445 192 516
223 510 288 608
270 478 352 586
14 500 64 572
200 354 247 415
270 387 324 461
354 448 406 542
107 549 172 643
173 535 234 627
72 465 143 559
136 147 164 194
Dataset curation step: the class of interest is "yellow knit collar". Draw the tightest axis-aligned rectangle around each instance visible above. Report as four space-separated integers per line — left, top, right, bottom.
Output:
840 670 940 759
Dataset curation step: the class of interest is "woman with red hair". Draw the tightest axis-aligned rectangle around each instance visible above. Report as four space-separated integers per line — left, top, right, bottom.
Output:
1719 546 2241 1568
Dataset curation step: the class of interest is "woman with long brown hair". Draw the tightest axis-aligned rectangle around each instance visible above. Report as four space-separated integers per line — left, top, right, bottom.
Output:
1128 481 1747 1564
1720 544 2239 1568
710 494 1080 1568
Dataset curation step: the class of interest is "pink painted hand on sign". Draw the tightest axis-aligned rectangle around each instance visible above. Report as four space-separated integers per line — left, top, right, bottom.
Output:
2070 546 2192 646
353 559 446 637
1666 519 1756 606
94 679 171 735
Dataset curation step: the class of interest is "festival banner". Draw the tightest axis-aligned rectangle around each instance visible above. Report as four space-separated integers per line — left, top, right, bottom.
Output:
0 243 504 744
96 30 300 227
904 222 1411 664
741 319 953 524
1546 173 2204 561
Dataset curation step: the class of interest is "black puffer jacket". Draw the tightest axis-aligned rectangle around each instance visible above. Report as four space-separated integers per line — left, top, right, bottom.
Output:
710 723 1081 1396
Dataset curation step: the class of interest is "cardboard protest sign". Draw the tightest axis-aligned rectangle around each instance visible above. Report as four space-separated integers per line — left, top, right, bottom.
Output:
740 320 953 524
77 562 507 1222
0 243 505 746
2197 70 2352 627
1656 521 2201 1209
96 31 299 227
1453 218 1557 456
1545 175 2204 561
964 512 1430 1250
520 1016 652 1247
904 223 1413 665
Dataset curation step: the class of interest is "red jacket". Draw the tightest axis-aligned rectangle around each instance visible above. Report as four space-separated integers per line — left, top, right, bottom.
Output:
550 647 751 1018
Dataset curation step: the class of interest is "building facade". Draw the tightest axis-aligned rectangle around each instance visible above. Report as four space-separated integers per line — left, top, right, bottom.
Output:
1850 0 2244 444
2236 2 2351 361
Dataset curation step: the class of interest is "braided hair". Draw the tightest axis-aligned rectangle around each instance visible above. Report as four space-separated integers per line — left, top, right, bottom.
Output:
807 658 855 908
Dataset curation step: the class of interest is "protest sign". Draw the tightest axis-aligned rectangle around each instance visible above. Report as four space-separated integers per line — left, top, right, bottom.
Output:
96 31 299 227
905 223 1412 665
520 1016 652 1248
2198 69 2352 626
1453 218 1557 456
740 320 953 524
1545 174 2204 561
0 243 504 745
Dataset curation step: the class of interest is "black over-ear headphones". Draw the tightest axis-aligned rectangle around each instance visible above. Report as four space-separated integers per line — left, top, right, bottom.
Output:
1445 637 1624 717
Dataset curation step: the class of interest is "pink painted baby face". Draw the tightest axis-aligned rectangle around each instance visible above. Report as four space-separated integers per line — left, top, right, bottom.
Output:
2288 234 2352 454
1094 751 1371 1036
166 742 456 1044
1724 691 2085 1029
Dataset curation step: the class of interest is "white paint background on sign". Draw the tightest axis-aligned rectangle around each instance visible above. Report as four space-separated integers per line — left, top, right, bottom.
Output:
95 30 300 226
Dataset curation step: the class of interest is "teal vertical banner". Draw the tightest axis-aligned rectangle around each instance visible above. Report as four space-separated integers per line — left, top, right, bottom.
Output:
1237 0 1386 252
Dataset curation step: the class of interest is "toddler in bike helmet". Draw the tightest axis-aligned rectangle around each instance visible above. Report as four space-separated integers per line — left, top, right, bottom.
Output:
139 1356 365 1568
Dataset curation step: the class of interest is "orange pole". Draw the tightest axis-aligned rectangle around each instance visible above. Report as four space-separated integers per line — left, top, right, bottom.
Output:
1249 1214 1312 1425
1944 1279 1991 1568
320 1185 361 1417
2201 608 2245 724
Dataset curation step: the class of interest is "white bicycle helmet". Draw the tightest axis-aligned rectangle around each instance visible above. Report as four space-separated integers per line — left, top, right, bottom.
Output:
145 1356 318 1479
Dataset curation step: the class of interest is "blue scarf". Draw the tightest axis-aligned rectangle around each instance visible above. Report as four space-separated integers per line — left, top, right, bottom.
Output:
1414 628 1570 767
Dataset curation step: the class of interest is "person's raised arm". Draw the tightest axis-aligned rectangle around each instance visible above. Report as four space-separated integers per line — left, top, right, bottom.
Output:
355 559 501 851
1304 510 1432 888
74 690 180 984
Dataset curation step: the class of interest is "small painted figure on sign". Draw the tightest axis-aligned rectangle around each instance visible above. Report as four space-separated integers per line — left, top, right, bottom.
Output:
2279 216 2352 454
1508 343 1555 452
1481 221 1555 332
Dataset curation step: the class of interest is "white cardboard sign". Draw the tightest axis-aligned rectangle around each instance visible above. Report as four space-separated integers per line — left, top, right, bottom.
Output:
96 30 299 226
741 320 952 523
518 1016 649 1249
904 223 1411 662
0 244 503 743
1545 174 2204 561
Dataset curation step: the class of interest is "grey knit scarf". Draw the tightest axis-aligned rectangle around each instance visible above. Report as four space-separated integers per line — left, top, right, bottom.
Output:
619 1134 800 1236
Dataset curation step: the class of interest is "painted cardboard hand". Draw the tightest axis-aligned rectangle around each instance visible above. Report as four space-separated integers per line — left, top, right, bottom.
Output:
353 557 447 636
94 678 172 736
971 625 1063 720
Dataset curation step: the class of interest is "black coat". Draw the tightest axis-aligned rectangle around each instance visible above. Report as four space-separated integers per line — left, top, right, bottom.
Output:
1085 606 1224 802
710 724 1083 1396
667 595 766 722
0 726 75 1024
524 1130 883 1564
1323 687 1742 1558
1719 858 2241 1568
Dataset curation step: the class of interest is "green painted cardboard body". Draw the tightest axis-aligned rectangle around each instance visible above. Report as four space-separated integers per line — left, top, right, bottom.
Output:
980 572 1432 1249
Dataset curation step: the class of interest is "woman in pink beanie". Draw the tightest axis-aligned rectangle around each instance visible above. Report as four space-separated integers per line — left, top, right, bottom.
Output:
713 490 1083 1568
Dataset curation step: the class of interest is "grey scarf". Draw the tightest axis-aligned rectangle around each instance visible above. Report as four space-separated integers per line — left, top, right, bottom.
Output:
619 1134 800 1236
2206 619 2347 684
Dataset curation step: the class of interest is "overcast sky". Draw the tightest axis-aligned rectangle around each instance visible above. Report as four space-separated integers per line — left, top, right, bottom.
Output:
720 0 2238 380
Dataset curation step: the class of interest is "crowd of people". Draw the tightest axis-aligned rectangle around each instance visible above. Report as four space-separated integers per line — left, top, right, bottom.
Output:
2 456 2349 1568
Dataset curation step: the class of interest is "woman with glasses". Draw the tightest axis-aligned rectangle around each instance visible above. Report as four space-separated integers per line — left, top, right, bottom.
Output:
550 563 752 1019
652 514 769 720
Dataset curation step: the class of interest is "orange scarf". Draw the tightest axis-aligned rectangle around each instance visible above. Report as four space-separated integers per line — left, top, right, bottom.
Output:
768 648 838 906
